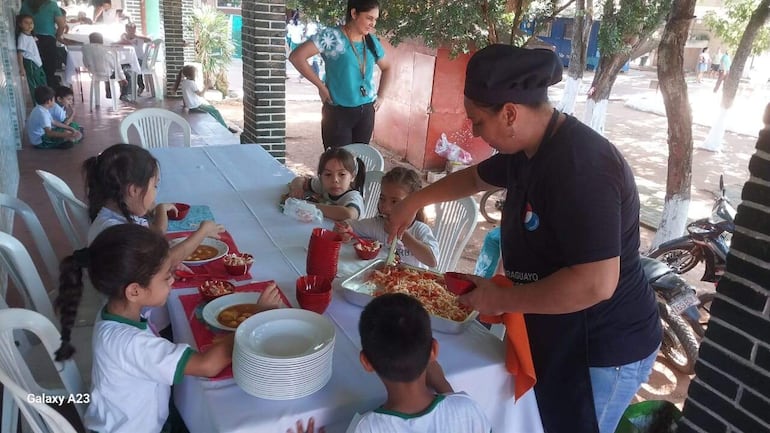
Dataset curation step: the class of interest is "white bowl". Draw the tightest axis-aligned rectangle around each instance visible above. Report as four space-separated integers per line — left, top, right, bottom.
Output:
201 292 263 332
169 237 228 266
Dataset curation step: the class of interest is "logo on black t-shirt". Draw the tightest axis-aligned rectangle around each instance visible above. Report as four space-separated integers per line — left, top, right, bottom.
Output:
523 202 540 231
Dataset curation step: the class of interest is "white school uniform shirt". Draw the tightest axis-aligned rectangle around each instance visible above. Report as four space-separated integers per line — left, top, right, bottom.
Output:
49 103 67 123
26 104 53 145
84 308 193 433
349 216 439 269
345 393 491 433
180 79 206 109
16 33 42 67
309 176 365 219
123 36 146 60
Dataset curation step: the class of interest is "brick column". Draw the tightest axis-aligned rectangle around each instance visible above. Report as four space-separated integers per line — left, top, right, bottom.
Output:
162 0 196 97
240 0 287 162
679 124 770 432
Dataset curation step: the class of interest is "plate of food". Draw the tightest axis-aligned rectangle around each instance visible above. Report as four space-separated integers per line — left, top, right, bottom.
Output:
202 292 265 332
339 260 479 334
169 237 229 266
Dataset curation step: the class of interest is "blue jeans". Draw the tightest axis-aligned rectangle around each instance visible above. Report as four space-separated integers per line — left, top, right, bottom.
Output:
589 347 658 433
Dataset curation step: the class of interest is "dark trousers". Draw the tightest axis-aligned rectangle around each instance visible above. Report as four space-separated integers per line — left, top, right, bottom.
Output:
321 102 375 149
36 34 59 87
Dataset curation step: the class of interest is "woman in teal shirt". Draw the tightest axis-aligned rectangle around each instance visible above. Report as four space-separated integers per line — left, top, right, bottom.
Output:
19 0 67 87
289 0 393 149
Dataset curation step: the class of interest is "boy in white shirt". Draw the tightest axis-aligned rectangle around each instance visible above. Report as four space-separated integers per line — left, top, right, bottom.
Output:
27 86 81 149
347 293 491 433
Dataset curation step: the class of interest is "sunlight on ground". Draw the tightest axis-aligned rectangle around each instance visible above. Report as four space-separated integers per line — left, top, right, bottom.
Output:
287 111 323 123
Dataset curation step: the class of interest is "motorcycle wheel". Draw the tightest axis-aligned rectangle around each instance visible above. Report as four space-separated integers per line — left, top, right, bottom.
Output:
480 188 506 224
658 301 699 375
649 244 700 274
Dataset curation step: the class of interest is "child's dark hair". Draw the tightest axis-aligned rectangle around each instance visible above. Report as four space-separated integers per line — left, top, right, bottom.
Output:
381 167 426 222
55 85 74 100
33 86 55 105
54 224 169 361
359 293 433 382
318 148 366 194
82 143 160 223
173 65 196 93
15 14 34 38
88 32 104 44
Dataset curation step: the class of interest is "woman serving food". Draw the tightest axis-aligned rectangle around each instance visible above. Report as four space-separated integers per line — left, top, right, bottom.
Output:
387 45 661 433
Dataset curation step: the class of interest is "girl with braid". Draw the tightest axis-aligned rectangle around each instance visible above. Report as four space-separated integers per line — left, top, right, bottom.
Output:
334 167 438 268
54 224 282 433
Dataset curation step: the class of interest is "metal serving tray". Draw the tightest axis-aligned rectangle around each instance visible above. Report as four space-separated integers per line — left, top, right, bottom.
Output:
339 260 479 334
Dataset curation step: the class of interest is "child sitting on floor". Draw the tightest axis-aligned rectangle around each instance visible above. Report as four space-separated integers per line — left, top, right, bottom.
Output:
288 147 366 221
334 167 438 268
50 86 84 143
54 224 283 433
26 86 82 149
348 293 491 432
172 64 239 133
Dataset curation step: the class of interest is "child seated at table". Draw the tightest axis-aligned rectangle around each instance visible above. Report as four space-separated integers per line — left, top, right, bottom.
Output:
348 293 491 432
334 167 438 268
50 85 84 142
82 32 130 101
26 86 81 149
172 64 240 133
53 224 283 433
15 14 46 98
288 147 366 221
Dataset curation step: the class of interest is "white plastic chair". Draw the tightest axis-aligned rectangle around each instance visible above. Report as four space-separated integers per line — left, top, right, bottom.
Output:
81 43 121 112
119 108 192 148
343 143 385 172
130 38 164 101
361 170 385 219
431 196 479 273
35 170 90 250
0 309 85 433
0 232 56 323
0 194 59 285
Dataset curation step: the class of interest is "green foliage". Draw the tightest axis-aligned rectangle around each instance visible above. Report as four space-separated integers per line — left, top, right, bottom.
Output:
703 0 770 55
290 0 566 54
597 0 669 56
189 6 234 94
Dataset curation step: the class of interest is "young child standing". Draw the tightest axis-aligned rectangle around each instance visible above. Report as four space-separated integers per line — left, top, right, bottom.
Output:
50 86 84 143
172 65 239 133
348 293 491 432
289 147 366 221
335 167 438 268
16 14 46 98
53 224 282 433
26 86 81 149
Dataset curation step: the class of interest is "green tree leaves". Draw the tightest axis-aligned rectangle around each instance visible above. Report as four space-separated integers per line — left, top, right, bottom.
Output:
703 0 770 55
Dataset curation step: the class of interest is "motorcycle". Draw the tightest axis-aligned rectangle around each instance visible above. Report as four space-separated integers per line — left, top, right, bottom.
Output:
641 256 701 375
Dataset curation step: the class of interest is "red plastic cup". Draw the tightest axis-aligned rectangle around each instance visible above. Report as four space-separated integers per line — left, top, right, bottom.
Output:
444 272 476 296
306 228 342 280
167 203 190 220
296 275 332 314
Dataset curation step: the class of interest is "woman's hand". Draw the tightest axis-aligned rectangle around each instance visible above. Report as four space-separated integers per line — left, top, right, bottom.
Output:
198 220 225 239
386 198 419 242
287 418 325 433
373 97 384 111
256 283 283 310
317 85 332 105
458 275 512 316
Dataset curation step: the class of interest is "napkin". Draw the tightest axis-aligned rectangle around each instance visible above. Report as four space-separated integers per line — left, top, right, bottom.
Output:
167 205 216 232
178 281 291 381
168 230 252 288
478 275 536 401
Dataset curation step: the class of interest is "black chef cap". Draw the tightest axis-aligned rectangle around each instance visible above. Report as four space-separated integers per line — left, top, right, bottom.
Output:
464 44 563 105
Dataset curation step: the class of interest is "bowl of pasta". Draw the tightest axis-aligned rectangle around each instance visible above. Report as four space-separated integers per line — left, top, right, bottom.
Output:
223 253 254 276
198 279 235 302
354 239 382 260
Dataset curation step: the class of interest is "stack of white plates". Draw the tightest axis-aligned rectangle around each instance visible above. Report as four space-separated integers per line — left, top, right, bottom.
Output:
233 308 335 400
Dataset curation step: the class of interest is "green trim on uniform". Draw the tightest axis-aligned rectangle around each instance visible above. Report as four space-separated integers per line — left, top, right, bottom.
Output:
373 394 446 419
173 348 195 385
101 308 148 330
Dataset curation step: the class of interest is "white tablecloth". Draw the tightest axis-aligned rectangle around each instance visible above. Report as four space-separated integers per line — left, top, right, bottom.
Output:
151 145 545 433
63 44 140 87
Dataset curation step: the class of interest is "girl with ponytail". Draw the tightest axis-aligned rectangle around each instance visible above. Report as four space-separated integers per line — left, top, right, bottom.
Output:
54 224 281 433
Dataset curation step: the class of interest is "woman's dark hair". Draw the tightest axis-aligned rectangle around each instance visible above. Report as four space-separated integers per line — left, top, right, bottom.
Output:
82 143 160 222
359 293 433 382
317 147 366 194
381 166 426 222
469 99 548 113
345 0 380 22
54 224 169 361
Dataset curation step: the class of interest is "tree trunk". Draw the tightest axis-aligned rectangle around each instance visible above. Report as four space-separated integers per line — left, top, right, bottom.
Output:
584 54 626 134
651 0 696 249
698 0 770 152
558 0 593 114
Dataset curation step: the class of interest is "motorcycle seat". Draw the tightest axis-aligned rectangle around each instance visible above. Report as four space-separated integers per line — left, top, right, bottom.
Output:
640 256 673 281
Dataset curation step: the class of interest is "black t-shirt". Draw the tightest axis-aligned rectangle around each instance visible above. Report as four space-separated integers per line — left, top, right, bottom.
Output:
477 114 661 367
